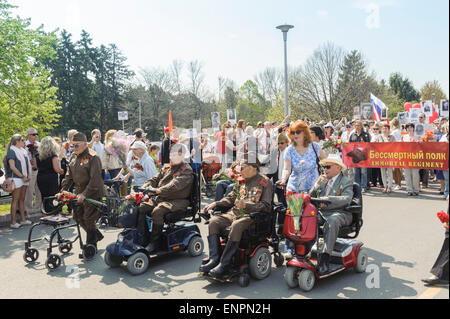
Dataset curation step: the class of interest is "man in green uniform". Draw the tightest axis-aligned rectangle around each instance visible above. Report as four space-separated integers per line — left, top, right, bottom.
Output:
200 153 273 278
59 132 105 252
137 143 194 252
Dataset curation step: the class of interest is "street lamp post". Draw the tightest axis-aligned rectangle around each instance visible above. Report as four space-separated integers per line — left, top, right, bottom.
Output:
138 100 142 129
276 24 294 118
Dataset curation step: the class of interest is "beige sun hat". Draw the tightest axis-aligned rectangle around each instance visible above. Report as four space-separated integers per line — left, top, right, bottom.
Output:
130 141 147 151
319 153 347 170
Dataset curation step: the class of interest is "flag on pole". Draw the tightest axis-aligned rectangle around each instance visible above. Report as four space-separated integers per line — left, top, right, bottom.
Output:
168 110 173 133
370 93 386 123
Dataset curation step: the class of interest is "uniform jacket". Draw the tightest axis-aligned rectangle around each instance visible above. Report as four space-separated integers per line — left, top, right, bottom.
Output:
61 148 105 200
309 173 353 213
144 163 193 202
216 173 273 217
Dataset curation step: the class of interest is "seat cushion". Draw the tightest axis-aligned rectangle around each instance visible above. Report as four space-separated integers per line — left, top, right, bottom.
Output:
164 208 193 224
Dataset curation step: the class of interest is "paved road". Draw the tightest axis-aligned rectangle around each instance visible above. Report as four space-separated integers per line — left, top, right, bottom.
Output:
0 182 448 299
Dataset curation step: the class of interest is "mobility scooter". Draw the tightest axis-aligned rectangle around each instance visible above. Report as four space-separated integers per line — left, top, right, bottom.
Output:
199 186 286 287
24 196 107 271
283 183 368 292
104 166 204 275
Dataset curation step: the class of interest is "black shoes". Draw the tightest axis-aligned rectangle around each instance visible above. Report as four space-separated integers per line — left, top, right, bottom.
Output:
199 235 221 273
317 253 330 275
209 241 240 278
421 277 449 286
146 224 164 253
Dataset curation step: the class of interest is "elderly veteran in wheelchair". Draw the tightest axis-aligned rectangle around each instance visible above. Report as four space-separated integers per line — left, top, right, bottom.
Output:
136 143 193 252
200 153 273 278
309 154 354 275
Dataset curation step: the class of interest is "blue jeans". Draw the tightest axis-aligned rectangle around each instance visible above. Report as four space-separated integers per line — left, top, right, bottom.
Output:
354 167 368 190
214 180 234 201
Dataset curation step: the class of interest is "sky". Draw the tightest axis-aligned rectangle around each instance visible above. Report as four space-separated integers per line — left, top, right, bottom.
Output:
8 0 450 98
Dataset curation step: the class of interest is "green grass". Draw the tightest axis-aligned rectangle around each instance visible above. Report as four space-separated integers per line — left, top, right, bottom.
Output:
0 204 11 216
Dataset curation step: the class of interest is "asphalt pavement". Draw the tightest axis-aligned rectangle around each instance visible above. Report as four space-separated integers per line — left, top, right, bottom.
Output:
0 181 448 299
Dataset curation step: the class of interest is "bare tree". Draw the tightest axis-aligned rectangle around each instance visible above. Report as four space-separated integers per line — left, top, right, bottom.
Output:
254 67 284 103
170 59 184 94
290 42 345 121
187 60 205 97
139 66 175 93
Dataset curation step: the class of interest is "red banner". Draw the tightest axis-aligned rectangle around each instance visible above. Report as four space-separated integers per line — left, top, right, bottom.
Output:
342 142 449 170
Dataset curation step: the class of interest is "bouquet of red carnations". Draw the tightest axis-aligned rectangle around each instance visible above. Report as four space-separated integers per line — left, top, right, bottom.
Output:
54 191 105 208
437 210 449 229
229 167 247 217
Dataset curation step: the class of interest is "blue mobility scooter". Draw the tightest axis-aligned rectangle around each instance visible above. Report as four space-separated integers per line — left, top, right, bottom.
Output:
104 165 204 275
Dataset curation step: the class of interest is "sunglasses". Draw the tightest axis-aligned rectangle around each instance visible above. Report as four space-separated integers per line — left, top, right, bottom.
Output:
322 165 332 170
278 142 286 145
292 130 303 135
30 133 39 136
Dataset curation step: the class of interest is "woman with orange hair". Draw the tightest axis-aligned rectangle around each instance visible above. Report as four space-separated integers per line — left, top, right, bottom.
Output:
277 121 326 193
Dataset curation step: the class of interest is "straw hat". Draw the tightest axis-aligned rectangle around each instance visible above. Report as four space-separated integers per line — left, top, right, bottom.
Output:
319 154 347 170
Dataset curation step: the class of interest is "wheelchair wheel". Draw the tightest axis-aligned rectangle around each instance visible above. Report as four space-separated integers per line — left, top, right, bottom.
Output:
45 254 61 271
298 269 315 292
126 252 149 276
187 236 204 257
354 248 368 273
284 266 300 288
58 241 73 255
23 248 39 263
104 251 123 268
249 247 272 280
238 274 250 287
82 244 97 260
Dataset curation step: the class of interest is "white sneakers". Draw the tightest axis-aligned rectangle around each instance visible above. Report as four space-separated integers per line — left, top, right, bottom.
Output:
10 220 32 229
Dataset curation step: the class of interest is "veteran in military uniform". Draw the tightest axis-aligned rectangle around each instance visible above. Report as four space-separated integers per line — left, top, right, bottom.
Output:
58 132 105 250
136 143 194 252
200 153 273 278
309 154 354 275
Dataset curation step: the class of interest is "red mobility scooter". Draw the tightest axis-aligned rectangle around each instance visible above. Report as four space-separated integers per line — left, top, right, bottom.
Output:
283 183 368 292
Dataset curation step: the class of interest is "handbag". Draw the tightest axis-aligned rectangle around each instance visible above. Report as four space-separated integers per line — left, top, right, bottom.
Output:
2 172 15 193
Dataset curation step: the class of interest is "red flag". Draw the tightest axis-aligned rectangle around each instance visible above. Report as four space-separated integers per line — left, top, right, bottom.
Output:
168 110 173 133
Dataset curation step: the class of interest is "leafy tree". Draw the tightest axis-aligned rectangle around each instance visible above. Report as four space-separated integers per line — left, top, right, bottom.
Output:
236 80 270 125
0 0 60 150
389 72 421 102
420 80 448 103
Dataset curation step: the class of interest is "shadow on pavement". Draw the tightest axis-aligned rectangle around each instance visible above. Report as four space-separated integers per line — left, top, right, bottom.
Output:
200 247 418 299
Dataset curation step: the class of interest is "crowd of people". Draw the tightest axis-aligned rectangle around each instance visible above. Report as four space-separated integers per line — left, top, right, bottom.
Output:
0 110 448 286
1 112 449 230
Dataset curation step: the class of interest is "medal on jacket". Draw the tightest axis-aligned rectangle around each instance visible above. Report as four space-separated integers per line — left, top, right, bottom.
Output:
80 157 89 166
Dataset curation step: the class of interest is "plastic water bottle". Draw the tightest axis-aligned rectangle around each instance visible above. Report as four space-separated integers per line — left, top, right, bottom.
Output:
146 216 152 231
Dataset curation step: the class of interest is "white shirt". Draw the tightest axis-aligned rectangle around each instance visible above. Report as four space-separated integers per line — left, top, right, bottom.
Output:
25 140 40 160
341 129 354 143
278 148 286 180
92 141 104 158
